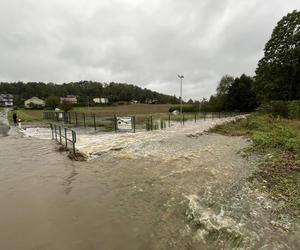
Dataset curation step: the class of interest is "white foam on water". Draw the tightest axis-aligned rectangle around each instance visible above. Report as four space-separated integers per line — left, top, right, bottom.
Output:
21 116 245 160
22 127 52 140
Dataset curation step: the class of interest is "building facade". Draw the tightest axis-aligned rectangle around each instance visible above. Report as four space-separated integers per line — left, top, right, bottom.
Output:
0 94 14 107
93 97 109 104
60 95 78 104
24 97 45 108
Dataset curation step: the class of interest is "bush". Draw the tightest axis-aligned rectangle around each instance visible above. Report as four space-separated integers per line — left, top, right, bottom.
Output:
45 96 60 110
59 100 73 113
270 101 289 118
257 101 300 119
288 101 300 119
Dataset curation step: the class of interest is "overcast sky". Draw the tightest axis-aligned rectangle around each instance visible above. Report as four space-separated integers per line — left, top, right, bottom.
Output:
0 0 298 99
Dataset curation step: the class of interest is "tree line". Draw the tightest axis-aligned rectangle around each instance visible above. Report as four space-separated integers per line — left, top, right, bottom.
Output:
0 81 180 107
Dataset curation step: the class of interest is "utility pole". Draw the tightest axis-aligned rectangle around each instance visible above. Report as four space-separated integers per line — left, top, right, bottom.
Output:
178 75 184 114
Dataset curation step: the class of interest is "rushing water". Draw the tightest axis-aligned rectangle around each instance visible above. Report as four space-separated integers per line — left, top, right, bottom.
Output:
0 110 299 250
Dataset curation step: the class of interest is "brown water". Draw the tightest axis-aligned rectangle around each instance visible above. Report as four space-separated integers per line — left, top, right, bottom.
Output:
0 113 299 249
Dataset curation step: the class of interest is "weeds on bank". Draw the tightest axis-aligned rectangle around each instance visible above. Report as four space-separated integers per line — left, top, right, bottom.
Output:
210 114 300 219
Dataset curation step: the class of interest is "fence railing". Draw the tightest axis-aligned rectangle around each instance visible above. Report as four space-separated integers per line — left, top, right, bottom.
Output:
50 123 77 153
44 111 243 133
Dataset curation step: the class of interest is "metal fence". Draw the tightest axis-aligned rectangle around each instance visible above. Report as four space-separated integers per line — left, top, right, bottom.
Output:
50 123 77 153
44 111 243 133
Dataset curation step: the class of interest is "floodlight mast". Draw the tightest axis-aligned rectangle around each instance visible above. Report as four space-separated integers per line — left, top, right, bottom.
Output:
178 75 184 114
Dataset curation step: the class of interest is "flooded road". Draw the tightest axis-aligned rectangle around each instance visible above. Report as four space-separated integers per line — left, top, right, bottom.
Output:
0 110 299 250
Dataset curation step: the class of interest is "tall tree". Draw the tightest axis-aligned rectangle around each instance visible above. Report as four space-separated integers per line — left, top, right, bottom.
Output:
45 96 60 110
255 10 300 102
227 74 257 111
216 75 234 96
215 75 235 110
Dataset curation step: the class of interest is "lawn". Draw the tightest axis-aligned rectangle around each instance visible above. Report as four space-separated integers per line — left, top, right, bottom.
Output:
8 104 183 123
8 109 44 123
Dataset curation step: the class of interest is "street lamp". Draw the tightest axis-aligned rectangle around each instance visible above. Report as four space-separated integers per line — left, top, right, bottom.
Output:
178 75 184 114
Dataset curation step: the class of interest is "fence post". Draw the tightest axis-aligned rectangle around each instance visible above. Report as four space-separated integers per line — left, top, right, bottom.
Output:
65 128 68 148
59 126 62 144
50 124 54 139
83 113 86 128
72 130 76 154
75 112 78 126
132 116 136 133
54 125 57 141
183 114 185 125
69 112 72 124
93 113 96 131
204 112 206 121
114 115 117 133
194 113 197 123
168 114 171 128
150 116 153 130
146 117 149 131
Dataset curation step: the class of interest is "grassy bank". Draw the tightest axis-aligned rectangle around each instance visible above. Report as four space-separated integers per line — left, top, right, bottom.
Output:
8 109 44 123
210 114 300 218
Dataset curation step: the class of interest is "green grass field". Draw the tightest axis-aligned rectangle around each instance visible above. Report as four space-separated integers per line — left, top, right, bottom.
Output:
8 104 188 123
8 109 44 122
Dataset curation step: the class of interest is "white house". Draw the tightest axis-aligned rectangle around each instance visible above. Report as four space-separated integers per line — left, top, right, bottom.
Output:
24 97 45 108
93 97 109 104
0 94 13 107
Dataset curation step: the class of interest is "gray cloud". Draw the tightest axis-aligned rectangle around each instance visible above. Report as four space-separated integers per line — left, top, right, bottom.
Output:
0 0 298 99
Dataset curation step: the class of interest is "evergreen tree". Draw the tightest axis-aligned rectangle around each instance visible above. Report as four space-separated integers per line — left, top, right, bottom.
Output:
255 10 300 101
227 74 257 111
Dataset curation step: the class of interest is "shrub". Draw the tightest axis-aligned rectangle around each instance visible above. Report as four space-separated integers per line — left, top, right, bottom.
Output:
45 96 60 110
59 100 73 113
288 101 300 119
257 101 300 119
270 101 289 118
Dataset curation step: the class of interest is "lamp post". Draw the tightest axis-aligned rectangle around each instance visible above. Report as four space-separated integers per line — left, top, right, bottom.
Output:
178 75 184 114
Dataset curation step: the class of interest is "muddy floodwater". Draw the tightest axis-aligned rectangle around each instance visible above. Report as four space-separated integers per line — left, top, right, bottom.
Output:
0 112 299 250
